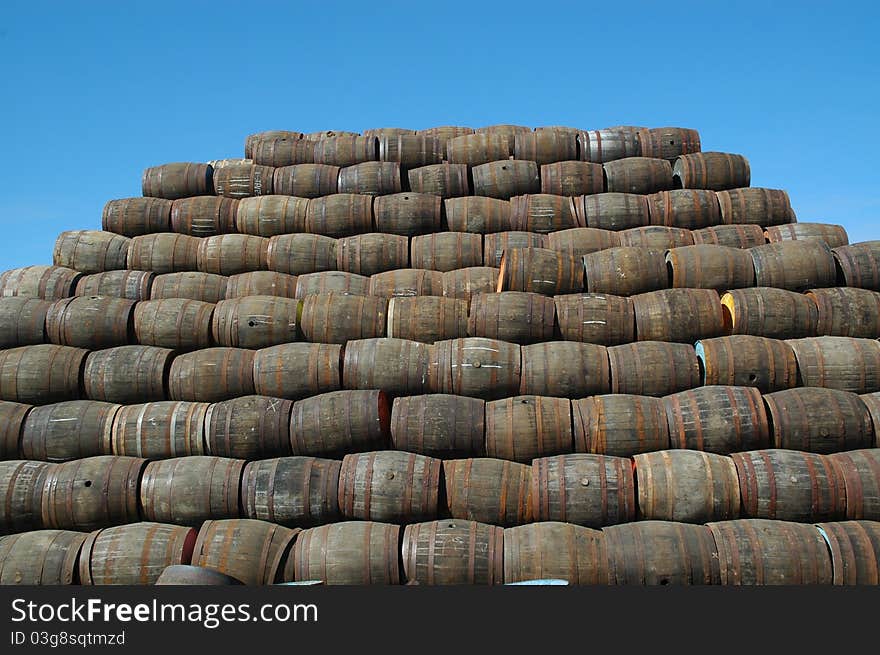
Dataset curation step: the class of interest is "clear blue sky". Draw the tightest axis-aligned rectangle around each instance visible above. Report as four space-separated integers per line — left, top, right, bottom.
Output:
1 0 877 270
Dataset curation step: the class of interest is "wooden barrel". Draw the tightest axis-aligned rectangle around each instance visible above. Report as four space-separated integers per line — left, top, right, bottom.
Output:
391 394 484 458
732 449 846 521
197 234 269 275
111 401 208 458
235 196 309 237
102 197 172 236
604 521 720 585
211 295 301 349
578 127 642 163
374 192 443 237
716 187 795 226
475 124 530 139
520 341 610 398
638 127 701 160
83 345 172 404
0 401 30 459
750 240 836 291
484 395 573 463
0 344 87 404
224 271 298 299
632 288 724 343
574 192 650 231
411 232 482 272
242 457 340 527
833 241 880 290
128 234 199 273
343 337 431 396
646 189 721 230
290 390 391 457
45 296 135 349
443 458 532 526
267 233 337 276
509 194 578 233
168 347 254 402
289 521 399 585
546 228 621 259
253 342 341 400
250 138 313 167
75 270 154 301
484 231 547 266
0 530 87 585
708 519 832 585
21 400 119 462
142 162 213 199
532 454 636 526
472 160 540 199
140 456 244 525
634 450 739 523
296 271 370 298
764 388 873 453
387 296 467 343
446 133 511 166
305 193 373 238
572 395 670 456
692 224 767 249
407 163 470 198
39 455 146 531
666 244 756 290
540 161 604 197
618 225 694 249
609 341 700 396
53 230 130 274
604 157 674 195
766 223 848 249
79 522 197 585
441 267 500 302
192 518 299 585
337 162 401 196
379 134 444 168
554 292 634 345
0 265 81 300
815 520 880 585
498 248 583 295
337 233 409 275
468 291 556 344
300 293 386 344
807 287 880 338
313 135 379 167
583 246 667 296
430 337 521 400
696 335 798 393
209 158 254 169
828 450 880 520
673 152 750 190
364 127 415 138
307 130 360 139
246 131 304 156
721 287 817 339
272 163 339 197
787 336 880 394
514 130 577 165
0 297 50 348
417 126 474 141
665 385 770 453
0 460 53 533
402 519 503 586
444 197 511 233
205 395 292 459
155 564 243 584
369 269 442 298
170 196 237 236
150 271 227 303
339 451 441 522
504 522 608 585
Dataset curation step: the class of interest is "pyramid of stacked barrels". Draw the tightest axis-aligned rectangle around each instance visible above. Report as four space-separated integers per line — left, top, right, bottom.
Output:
1 123 880 587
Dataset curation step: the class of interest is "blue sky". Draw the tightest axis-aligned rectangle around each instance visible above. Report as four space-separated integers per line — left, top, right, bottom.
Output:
0 0 877 269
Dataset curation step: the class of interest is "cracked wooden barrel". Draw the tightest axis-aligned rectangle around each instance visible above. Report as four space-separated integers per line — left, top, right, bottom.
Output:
102 197 172 236
407 163 469 198
150 271 227 302
764 388 873 453
573 395 670 456
575 192 650 231
290 390 391 457
444 197 511 233
142 162 212 199
646 189 721 229
578 127 642 163
273 164 338 199
339 451 441 523
0 297 50 348
211 295 301 349
300 293 386 344
75 270 154 301
468 291 556 344
514 130 577 165
192 518 299 585
411 232 483 271
337 162 401 196
504 522 608 585
520 341 610 398
827 449 880 520
446 133 511 166
721 287 817 339
833 241 880 290
387 296 468 343
532 454 635 527
807 287 880 338
379 134 444 168
583 246 667 296
545 227 620 259
170 196 237 236
21 400 119 462
441 267 500 302
750 240 837 291
391 394 485 458
816 520 880 585
128 234 199 273
673 152 750 190
429 337 521 400
0 530 87 585
79 522 197 585
766 222 848 249
197 235 269 275
53 230 130 273
336 233 409 275
289 521 399 585
83 345 172 404
296 271 369 298
0 344 87 404
0 265 81 301
484 231 546 266
111 401 208 459
554 292 634 345
235 196 309 237
638 127 701 160
369 269 442 298
696 335 798 393
787 336 880 393
225 271 297 299
634 450 740 523
472 160 540 199
253 343 341 400
632 288 723 343
45 296 134 349
609 341 700 396
267 234 337 276
540 161 604 197
403 519 503 585
708 519 831 585
498 248 583 296
716 187 795 226
443 458 532 526
133 298 214 350
168 347 254 402
666 244 756 290
509 194 578 233
250 138 313 166
731 449 846 521
691 224 767 249
313 136 378 167
343 337 431 395
485 395 573 463
242 456 341 527
604 157 674 194
1 460 54 533
205 395 292 459
618 225 694 249
0 401 30 459
39 455 146 531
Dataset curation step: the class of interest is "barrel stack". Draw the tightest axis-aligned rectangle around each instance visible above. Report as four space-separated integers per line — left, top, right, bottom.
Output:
1 124 880 586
